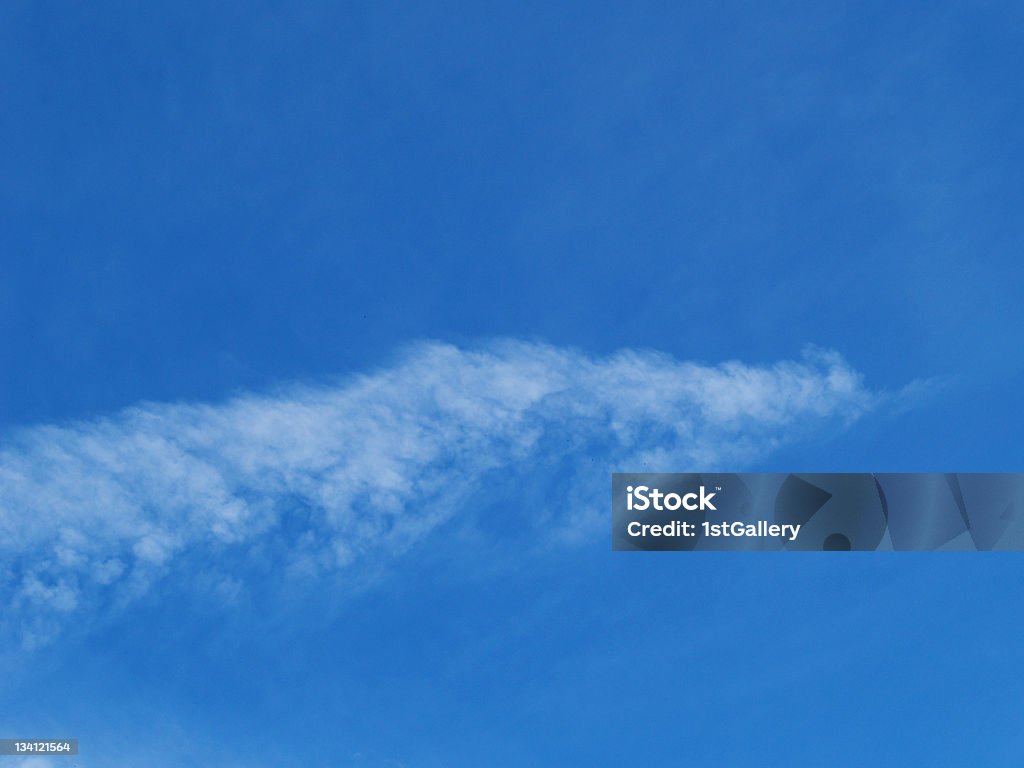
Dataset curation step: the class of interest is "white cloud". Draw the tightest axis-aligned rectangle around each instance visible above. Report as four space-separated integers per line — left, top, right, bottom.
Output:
0 340 887 647
5 759 59 768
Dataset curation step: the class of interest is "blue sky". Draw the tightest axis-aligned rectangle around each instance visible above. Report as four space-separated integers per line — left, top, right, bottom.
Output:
2 2 1023 766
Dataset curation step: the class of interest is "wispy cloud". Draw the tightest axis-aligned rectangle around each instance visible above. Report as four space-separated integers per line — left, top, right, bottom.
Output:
6 758 60 768
1 340 888 647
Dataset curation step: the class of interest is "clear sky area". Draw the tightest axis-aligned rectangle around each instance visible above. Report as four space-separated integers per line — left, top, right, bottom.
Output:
2 2 1023 766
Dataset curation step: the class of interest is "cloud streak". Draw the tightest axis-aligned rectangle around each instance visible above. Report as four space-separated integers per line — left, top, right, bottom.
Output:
1 340 885 647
